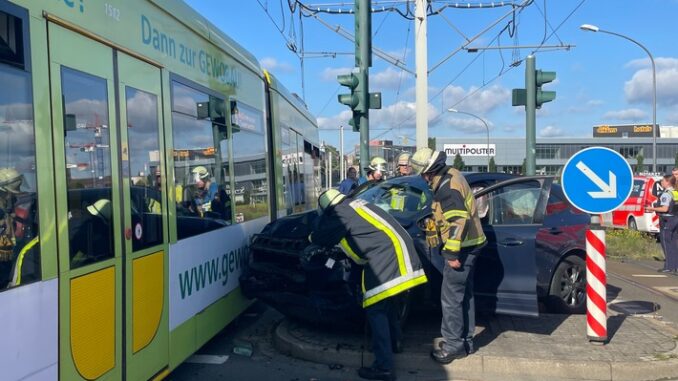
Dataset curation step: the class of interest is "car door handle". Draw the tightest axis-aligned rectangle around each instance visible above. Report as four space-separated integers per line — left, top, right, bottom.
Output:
547 227 563 235
499 238 524 246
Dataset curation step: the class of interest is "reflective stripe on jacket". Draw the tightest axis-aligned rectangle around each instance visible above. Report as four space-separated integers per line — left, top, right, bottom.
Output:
430 167 486 260
310 198 428 308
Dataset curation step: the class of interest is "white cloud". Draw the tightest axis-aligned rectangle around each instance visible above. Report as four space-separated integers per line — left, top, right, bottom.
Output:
602 108 648 121
370 67 408 90
259 57 295 74
316 100 440 130
624 57 678 105
443 116 493 134
443 84 511 114
320 67 354 81
539 125 564 137
587 99 604 107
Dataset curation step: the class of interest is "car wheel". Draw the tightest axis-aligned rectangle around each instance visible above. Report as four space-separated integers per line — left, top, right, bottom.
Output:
628 217 637 230
547 255 586 314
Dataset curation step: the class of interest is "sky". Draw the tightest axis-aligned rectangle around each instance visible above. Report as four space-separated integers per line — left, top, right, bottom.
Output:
184 0 678 152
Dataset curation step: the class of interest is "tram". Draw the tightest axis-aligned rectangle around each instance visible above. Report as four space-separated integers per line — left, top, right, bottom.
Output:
0 0 321 380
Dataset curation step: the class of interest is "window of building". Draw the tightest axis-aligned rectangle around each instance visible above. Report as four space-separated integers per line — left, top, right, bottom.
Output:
619 146 642 159
62 67 113 269
536 145 559 159
0 6 38 290
232 101 269 222
171 80 232 240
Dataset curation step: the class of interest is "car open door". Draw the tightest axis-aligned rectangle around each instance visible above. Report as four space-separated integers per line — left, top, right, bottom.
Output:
473 177 553 317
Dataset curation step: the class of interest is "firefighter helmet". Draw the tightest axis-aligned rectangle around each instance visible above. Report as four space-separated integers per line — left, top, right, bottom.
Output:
410 148 445 175
318 189 345 211
0 168 22 194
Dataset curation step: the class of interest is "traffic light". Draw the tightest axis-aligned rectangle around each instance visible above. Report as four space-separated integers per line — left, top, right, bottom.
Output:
338 72 364 132
535 70 556 108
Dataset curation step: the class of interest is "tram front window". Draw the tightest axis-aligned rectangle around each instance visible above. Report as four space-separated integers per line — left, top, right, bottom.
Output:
0 8 40 291
61 67 114 269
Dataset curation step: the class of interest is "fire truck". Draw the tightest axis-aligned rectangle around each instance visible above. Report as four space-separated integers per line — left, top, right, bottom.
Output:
601 175 663 234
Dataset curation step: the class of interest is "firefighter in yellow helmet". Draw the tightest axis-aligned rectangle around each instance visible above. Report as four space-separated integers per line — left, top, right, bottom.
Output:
410 148 486 364
309 189 428 381
358 156 387 185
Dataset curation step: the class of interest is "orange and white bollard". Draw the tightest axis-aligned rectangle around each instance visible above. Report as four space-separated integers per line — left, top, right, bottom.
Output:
586 218 607 343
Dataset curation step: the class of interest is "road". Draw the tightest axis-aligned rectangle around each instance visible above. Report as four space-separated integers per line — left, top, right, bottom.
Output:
167 259 678 381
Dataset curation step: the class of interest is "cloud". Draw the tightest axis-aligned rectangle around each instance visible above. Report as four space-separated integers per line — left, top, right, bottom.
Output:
539 125 564 137
624 57 678 105
259 57 295 74
587 99 604 107
316 100 440 130
443 116 493 134
320 67 354 81
370 67 407 90
443 84 511 114
602 108 648 121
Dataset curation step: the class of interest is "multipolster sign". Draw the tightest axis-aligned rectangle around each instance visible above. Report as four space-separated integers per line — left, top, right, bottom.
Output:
443 144 496 157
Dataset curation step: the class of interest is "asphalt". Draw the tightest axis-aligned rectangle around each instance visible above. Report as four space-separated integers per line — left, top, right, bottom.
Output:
274 307 678 381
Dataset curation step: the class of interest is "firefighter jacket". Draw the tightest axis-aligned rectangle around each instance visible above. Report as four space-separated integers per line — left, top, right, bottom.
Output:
309 198 428 308
429 166 486 261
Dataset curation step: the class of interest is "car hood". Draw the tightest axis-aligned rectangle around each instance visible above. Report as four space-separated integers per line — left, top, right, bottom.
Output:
260 210 318 239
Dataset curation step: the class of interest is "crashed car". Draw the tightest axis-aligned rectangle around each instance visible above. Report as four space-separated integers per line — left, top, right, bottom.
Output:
241 174 589 327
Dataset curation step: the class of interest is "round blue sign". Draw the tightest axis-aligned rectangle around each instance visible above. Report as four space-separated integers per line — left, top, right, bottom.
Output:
561 147 633 214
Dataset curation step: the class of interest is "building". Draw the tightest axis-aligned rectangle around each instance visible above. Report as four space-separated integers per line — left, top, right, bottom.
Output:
437 137 678 174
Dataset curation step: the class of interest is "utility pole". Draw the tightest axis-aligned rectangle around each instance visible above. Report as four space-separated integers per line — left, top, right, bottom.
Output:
328 150 333 188
339 125 345 181
415 0 428 149
337 0 380 177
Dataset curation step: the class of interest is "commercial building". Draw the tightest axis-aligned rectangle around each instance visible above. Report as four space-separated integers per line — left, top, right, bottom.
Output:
436 136 678 174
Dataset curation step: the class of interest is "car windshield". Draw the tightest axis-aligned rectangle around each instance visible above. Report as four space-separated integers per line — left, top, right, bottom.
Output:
354 180 429 219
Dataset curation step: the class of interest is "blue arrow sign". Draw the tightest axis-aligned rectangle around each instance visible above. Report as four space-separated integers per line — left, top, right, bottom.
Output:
561 147 634 214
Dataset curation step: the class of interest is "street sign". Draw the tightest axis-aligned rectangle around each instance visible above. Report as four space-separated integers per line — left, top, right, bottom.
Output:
561 147 633 214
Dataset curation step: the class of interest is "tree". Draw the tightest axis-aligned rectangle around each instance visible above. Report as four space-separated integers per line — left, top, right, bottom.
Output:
521 158 527 175
635 154 645 173
488 157 497 172
453 153 465 170
428 137 437 151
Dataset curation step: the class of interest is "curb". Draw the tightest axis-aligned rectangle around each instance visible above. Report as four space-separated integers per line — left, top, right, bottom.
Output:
274 319 678 381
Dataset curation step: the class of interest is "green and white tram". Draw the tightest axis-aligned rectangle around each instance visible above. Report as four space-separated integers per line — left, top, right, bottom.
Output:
0 1 321 380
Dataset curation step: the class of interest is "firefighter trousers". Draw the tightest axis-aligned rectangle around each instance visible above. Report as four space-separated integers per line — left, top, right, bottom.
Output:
440 252 478 354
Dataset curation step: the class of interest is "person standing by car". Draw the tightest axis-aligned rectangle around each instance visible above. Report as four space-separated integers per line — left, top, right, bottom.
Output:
395 152 412 177
647 174 678 273
410 148 487 364
338 167 359 195
309 189 428 381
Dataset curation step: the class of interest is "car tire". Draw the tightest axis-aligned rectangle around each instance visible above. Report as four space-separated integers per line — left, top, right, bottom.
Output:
547 255 587 314
628 217 637 231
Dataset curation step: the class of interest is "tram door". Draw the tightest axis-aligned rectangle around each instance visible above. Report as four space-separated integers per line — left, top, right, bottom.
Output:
48 23 168 381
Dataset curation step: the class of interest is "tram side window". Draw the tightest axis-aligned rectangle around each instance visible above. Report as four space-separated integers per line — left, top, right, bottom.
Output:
0 9 25 69
0 8 40 291
172 80 232 240
61 68 114 269
232 101 269 223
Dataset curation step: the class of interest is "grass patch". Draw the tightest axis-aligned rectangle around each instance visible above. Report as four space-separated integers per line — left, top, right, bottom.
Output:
605 228 664 261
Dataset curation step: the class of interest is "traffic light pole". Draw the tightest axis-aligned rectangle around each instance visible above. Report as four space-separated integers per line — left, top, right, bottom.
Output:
358 0 371 177
526 55 536 176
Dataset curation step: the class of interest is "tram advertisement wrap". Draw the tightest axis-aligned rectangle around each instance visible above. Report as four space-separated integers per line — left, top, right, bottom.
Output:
169 219 267 330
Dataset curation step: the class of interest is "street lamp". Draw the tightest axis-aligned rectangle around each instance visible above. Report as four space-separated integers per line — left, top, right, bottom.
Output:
447 108 491 169
580 24 657 172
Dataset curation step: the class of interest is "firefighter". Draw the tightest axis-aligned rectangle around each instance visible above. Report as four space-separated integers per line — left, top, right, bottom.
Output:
646 174 678 273
359 156 387 185
309 189 428 381
410 148 487 364
395 152 412 177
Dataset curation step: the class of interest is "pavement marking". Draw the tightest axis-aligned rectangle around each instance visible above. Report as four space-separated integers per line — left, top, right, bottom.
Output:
185 354 229 365
654 286 678 299
631 274 668 278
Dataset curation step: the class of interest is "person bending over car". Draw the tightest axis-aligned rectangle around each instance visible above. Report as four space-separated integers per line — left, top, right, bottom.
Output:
309 188 428 381
411 148 487 364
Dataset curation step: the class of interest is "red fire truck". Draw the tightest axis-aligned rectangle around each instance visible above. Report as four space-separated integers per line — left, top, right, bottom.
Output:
600 175 663 234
